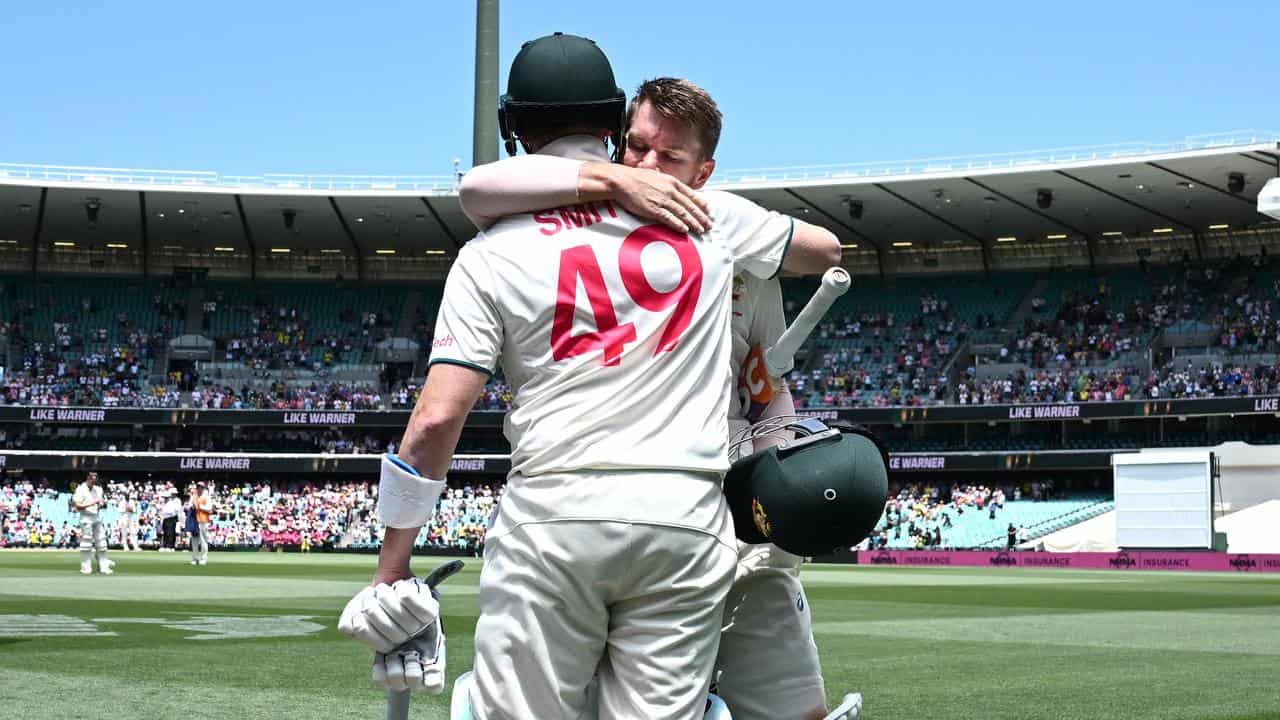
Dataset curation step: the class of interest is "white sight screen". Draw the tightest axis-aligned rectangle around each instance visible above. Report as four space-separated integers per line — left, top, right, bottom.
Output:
1113 457 1212 549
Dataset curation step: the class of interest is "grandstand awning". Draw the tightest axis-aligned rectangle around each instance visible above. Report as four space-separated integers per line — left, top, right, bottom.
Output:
1 137 1275 270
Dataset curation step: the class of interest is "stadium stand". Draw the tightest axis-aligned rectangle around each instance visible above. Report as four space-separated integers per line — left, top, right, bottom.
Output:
0 477 502 554
866 482 1113 550
5 476 1123 553
5 252 1280 411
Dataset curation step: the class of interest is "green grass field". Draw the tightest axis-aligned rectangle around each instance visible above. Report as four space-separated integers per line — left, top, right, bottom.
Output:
1 551 1278 719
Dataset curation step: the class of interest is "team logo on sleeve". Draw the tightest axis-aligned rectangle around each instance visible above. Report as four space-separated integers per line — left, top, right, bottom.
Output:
738 343 776 423
751 497 773 539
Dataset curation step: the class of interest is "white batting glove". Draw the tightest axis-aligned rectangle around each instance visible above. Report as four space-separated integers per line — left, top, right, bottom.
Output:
371 616 446 694
338 577 440 654
822 692 863 720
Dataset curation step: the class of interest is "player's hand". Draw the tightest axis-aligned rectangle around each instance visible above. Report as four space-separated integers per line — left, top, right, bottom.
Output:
338 577 440 654
601 164 711 235
370 616 446 694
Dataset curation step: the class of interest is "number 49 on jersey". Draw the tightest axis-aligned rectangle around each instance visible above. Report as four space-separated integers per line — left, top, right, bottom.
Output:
551 225 703 366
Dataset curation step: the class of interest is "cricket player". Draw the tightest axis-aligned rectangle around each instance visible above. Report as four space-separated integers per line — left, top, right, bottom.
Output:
190 483 212 566
460 77 860 720
339 32 840 720
73 472 112 575
118 494 141 551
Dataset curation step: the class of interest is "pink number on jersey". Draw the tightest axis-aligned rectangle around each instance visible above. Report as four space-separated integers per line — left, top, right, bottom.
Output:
551 225 703 366
618 225 704 354
551 244 637 366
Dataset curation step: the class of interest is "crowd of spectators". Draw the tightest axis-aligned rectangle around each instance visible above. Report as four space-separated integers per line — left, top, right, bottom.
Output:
5 255 1280 411
0 477 501 553
1206 259 1280 355
954 367 1137 405
0 480 75 549
1 342 154 408
956 358 1280 405
789 305 959 408
866 481 1050 550
215 304 358 371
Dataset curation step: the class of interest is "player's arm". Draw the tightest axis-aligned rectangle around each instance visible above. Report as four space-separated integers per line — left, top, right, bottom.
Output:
367 243 502 587
708 190 840 279
374 363 486 586
459 155 709 233
783 220 841 275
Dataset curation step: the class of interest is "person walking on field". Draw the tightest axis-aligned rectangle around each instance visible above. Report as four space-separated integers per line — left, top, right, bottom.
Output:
73 472 113 575
190 483 213 566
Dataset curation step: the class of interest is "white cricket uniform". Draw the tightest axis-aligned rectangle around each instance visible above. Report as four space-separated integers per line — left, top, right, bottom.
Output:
73 483 108 570
719 275 827 719
119 499 139 551
431 135 794 720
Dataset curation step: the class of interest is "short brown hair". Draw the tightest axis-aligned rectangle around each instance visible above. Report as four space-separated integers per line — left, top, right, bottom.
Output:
627 78 723 159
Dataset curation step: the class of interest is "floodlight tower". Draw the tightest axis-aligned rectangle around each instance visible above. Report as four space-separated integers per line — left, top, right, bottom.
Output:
473 0 500 167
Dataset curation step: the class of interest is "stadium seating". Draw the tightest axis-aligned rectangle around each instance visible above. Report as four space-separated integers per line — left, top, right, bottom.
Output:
869 484 1112 550
2 259 1279 410
0 480 501 553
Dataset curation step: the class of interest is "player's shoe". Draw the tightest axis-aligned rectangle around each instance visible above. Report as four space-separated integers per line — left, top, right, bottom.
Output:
80 564 93 575
191 560 198 565
822 692 863 720
98 560 115 575
197 559 207 566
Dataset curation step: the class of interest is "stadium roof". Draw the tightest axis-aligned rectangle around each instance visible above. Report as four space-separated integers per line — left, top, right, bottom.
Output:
1 131 1276 267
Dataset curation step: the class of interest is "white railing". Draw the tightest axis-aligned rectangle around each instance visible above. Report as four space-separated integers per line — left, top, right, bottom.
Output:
706 130 1280 187
0 163 459 193
1 130 1275 192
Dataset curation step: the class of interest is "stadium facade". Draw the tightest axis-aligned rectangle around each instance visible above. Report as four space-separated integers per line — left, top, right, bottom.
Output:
2 132 1279 554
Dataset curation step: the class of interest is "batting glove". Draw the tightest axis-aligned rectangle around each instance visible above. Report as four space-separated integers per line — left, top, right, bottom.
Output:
822 692 863 720
338 577 440 654
372 615 446 694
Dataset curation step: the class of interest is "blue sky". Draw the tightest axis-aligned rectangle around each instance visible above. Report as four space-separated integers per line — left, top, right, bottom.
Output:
2 1 1275 177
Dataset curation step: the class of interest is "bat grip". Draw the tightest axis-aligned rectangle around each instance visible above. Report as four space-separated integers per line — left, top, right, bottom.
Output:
386 690 411 720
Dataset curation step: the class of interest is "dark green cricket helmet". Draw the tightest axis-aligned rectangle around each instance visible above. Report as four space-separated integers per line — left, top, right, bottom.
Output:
499 32 627 158
724 418 890 557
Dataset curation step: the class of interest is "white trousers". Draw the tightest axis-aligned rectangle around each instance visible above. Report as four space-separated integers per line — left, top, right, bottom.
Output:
78 517 108 568
714 569 826 720
471 520 737 720
191 523 210 563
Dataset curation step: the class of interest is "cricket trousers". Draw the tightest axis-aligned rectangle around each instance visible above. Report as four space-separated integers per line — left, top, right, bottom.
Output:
78 517 108 570
471 519 737 720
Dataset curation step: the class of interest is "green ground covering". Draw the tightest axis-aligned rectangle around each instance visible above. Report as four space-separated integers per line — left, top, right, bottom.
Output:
1 551 1278 719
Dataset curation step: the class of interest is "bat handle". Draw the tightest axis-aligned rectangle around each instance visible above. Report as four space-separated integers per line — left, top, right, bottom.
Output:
382 560 464 720
386 689 411 720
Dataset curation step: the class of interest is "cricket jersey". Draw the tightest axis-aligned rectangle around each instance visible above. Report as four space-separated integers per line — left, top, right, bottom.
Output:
431 136 793 478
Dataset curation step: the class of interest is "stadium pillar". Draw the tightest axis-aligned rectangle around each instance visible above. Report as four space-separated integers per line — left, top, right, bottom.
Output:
472 0 500 167
30 187 47 278
138 191 150 278
233 195 257 281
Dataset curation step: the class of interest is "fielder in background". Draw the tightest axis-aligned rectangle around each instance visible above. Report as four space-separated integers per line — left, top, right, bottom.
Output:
459 77 862 720
73 472 112 575
118 494 141 552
